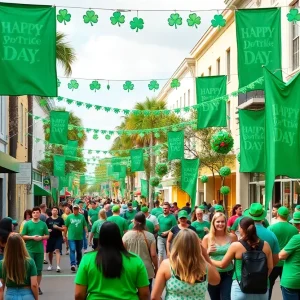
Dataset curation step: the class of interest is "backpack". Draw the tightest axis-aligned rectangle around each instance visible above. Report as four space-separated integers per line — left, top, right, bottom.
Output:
234 239 268 294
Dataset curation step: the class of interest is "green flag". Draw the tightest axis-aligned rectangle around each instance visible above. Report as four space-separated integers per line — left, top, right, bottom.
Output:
113 172 120 180
120 179 126 198
59 176 67 190
130 149 144 172
196 76 227 129
0 4 57 96
168 131 184 160
141 179 149 198
64 140 78 161
49 111 70 145
112 164 121 172
239 109 265 172
67 173 74 191
181 158 200 209
107 165 113 176
265 68 300 209
80 175 85 185
236 8 282 90
53 155 65 177
119 165 127 178
51 188 58 204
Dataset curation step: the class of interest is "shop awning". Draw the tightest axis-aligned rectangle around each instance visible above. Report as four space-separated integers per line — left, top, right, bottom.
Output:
0 151 19 173
34 184 51 197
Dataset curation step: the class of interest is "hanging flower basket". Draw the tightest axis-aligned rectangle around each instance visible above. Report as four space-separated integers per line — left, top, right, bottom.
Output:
210 130 234 154
150 176 160 187
200 175 208 183
155 163 168 176
219 166 231 177
220 186 230 195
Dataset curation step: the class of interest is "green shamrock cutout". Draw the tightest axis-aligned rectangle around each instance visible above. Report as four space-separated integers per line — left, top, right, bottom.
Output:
86 104 93 109
96 150 100 154
130 17 144 32
57 96 63 102
104 107 111 112
148 80 159 91
68 79 79 91
123 81 134 92
76 101 83 107
168 13 182 29
170 78 180 89
57 78 61 87
88 150 92 154
66 99 74 104
57 9 71 25
110 11 125 27
83 10 98 26
86 128 92 133
105 134 111 140
90 80 101 92
187 13 201 28
39 99 47 107
93 134 99 140
95 105 102 111
287 8 300 23
211 14 226 29
123 109 130 115
114 108 121 114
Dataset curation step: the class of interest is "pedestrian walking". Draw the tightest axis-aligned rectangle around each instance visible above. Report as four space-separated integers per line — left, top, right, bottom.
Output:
151 200 163 218
141 206 159 233
227 204 242 228
39 204 48 265
290 211 300 232
123 202 137 224
78 200 89 253
107 205 128 236
0 218 13 261
75 222 150 300
191 207 211 239
88 200 100 227
151 229 220 300
89 209 107 249
19 209 32 234
271 203 282 225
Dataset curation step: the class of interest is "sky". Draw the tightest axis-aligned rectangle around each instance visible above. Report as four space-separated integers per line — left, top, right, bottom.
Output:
6 0 225 175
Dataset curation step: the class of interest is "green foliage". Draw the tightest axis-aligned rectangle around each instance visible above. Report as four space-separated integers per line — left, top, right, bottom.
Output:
211 14 226 29
210 130 234 154
187 13 201 28
155 163 168 176
90 80 101 92
220 185 230 195
110 11 125 27
68 79 79 91
130 17 144 32
200 175 208 183
287 8 300 23
83 10 99 26
219 166 231 177
57 9 71 25
150 176 160 187
168 13 182 29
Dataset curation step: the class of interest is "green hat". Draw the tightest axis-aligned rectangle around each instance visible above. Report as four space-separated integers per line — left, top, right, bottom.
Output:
199 205 206 210
5 217 18 226
289 211 300 224
243 203 266 221
178 210 188 219
214 205 224 213
277 206 289 218
295 205 300 211
141 206 148 213
112 205 120 213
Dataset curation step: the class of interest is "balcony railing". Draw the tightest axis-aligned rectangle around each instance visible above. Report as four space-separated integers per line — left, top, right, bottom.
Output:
238 90 265 108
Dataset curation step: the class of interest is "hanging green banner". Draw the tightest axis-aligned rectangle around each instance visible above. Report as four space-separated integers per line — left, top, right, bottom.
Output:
167 131 184 160
141 179 149 198
0 3 57 96
107 165 113 176
112 164 121 172
236 8 282 90
265 68 300 210
181 158 200 209
113 172 120 180
59 176 67 190
53 155 65 177
80 175 85 185
51 188 58 204
120 179 126 198
196 76 227 129
64 140 78 161
130 149 144 172
119 165 127 178
239 109 265 173
67 173 74 191
49 111 70 145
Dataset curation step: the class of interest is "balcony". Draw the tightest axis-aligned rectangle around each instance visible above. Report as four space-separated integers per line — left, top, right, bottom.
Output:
238 90 265 109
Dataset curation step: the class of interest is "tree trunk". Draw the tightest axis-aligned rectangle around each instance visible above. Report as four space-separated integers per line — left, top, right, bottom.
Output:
149 133 154 210
27 96 33 197
8 96 18 219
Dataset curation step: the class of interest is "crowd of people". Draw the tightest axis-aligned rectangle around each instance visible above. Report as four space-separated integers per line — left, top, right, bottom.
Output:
0 197 299 299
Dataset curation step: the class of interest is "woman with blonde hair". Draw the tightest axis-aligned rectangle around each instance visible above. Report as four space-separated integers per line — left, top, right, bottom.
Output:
89 209 107 249
151 229 220 300
202 212 237 300
0 234 38 300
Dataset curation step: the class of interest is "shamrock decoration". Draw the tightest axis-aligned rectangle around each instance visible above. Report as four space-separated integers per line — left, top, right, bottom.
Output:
68 79 79 91
123 81 134 92
86 104 93 109
168 13 182 29
90 80 101 92
170 78 180 89
130 17 144 32
287 8 300 23
95 105 102 111
57 9 71 25
93 134 99 140
57 96 63 102
66 99 74 104
211 14 226 29
76 101 83 107
83 10 98 26
39 99 47 107
110 11 125 27
105 134 111 140
148 80 160 92
187 13 201 28
123 109 130 115
57 78 61 87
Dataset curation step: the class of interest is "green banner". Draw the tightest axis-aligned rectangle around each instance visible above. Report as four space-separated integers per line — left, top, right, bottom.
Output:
167 131 184 160
51 188 58 204
0 4 56 96
64 140 78 161
113 172 120 180
196 76 227 129
141 179 149 198
130 149 144 172
107 165 113 176
265 68 300 209
67 173 74 191
112 164 121 172
59 176 67 190
49 111 69 145
80 175 85 185
120 179 126 198
236 8 282 90
119 165 127 178
53 155 65 177
181 158 200 209
239 109 265 172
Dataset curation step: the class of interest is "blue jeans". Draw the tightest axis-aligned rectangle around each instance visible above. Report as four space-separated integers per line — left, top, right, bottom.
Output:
208 270 233 300
281 286 300 300
231 280 268 300
6 288 34 300
68 240 83 266
82 230 87 250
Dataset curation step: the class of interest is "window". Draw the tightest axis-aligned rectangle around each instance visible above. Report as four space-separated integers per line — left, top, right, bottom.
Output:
226 48 231 81
217 58 221 75
208 66 212 76
183 93 186 107
188 90 190 106
19 103 24 144
292 2 299 70
180 97 182 108
25 108 28 148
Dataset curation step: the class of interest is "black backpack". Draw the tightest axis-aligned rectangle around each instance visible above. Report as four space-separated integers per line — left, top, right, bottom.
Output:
234 239 268 294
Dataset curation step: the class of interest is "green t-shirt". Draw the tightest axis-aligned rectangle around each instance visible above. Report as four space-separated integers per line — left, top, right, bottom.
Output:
151 207 163 218
0 257 37 287
91 220 106 239
21 220 49 253
268 221 298 266
281 234 300 289
65 214 87 240
128 220 154 234
124 210 137 224
231 216 269 232
158 214 177 235
107 215 128 236
132 200 139 208
191 220 211 239
88 207 100 224
75 251 149 300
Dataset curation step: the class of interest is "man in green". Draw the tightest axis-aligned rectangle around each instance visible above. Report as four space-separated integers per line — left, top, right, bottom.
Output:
21 206 49 296
107 205 128 236
88 200 100 226
65 204 88 272
151 200 163 218
268 206 298 300
123 203 137 225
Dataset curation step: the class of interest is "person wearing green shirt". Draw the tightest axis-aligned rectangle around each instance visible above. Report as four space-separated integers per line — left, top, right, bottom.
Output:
123 203 137 224
75 222 149 300
191 207 210 239
88 201 100 226
89 209 107 249
132 199 139 208
128 219 154 234
107 205 128 236
65 204 88 272
21 206 49 296
290 210 300 233
151 200 163 218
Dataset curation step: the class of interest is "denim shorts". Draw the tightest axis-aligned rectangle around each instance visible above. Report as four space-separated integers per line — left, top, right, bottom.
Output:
157 236 167 258
231 280 268 300
6 288 34 300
